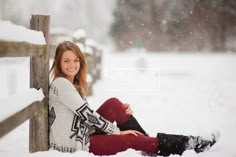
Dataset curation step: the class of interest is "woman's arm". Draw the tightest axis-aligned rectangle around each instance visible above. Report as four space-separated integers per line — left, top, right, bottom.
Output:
52 78 120 135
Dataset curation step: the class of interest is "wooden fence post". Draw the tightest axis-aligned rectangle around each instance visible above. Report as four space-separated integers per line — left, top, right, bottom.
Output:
29 15 50 152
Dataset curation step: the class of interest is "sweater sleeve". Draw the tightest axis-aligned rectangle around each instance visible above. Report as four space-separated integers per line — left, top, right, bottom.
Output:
52 78 120 135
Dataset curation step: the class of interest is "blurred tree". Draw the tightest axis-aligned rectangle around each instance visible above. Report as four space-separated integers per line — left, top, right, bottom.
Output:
110 0 153 50
110 0 236 52
186 0 236 51
110 0 129 49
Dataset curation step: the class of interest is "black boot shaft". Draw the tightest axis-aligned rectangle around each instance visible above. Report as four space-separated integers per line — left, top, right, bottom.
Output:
117 115 149 136
156 133 189 156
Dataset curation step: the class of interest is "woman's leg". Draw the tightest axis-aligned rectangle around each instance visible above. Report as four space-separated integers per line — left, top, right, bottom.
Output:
96 97 148 135
89 132 219 156
117 115 149 136
89 134 157 156
93 98 219 156
96 97 130 125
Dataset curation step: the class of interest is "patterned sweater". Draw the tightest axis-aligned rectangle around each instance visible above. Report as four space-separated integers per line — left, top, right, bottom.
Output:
49 77 120 153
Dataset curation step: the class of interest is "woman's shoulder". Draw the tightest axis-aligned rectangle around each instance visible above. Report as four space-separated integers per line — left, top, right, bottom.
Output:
50 77 73 89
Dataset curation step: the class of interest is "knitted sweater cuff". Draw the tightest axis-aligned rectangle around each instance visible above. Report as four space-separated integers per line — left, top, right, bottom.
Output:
113 127 120 135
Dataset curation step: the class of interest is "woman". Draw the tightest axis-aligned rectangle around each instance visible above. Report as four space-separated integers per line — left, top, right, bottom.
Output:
49 41 219 156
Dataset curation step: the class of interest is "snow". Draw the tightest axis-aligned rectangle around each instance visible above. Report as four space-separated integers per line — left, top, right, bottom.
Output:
0 50 236 157
76 43 85 53
85 46 94 55
86 38 98 48
0 20 46 45
73 29 86 40
0 88 44 121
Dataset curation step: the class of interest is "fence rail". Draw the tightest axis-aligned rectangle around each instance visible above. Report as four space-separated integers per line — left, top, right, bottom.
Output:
0 97 45 138
0 41 46 57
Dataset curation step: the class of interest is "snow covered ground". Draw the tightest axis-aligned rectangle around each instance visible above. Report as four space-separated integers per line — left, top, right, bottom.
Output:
0 50 236 157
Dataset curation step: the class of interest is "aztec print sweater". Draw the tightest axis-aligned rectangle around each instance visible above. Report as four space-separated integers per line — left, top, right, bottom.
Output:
49 77 120 153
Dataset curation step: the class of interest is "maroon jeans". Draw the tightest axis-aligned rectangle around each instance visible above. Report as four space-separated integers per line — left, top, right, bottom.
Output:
89 97 158 155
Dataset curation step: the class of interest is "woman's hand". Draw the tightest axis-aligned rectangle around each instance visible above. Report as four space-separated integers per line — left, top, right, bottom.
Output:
120 130 144 136
124 103 133 115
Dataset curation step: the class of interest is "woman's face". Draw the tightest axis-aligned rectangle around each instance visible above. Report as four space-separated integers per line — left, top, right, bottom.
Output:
60 50 80 81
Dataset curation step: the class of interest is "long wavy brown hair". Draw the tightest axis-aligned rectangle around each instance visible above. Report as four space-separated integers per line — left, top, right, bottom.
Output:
50 41 88 96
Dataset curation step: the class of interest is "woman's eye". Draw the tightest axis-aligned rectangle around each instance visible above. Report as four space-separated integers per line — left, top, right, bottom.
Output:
64 60 69 63
75 59 80 62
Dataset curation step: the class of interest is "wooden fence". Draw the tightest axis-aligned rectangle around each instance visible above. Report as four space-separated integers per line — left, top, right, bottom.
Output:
0 14 103 153
0 15 49 153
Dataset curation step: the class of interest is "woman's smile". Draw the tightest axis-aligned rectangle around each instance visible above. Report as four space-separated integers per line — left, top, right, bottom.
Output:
60 50 80 82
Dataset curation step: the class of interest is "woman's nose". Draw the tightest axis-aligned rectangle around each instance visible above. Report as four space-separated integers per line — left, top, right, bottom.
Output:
68 61 75 67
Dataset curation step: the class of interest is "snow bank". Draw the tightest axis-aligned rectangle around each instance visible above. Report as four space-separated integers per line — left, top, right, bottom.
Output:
0 88 44 121
0 21 46 45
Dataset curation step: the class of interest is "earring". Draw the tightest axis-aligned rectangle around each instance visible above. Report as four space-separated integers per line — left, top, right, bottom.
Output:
76 74 79 80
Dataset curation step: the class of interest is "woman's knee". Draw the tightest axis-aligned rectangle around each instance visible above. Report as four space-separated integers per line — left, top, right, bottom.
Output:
107 97 120 103
104 97 124 108
97 97 123 115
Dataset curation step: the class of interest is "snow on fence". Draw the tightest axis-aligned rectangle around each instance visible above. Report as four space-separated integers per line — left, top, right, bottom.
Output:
0 15 50 153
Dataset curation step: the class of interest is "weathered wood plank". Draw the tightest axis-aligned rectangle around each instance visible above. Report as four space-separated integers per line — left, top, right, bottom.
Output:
29 15 50 153
0 41 46 57
30 15 50 96
29 97 49 152
0 101 40 138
